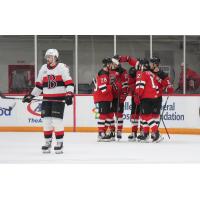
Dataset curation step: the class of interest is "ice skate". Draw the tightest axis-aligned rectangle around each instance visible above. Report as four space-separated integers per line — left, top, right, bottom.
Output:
128 132 137 142
54 142 63 154
109 131 115 141
137 132 150 143
97 132 105 142
116 130 122 141
101 134 112 142
151 131 164 143
42 139 52 153
97 132 111 142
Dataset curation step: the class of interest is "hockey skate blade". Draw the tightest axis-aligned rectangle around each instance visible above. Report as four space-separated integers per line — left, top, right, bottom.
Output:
98 139 111 142
42 149 51 154
55 150 63 154
152 136 164 143
97 138 111 142
137 138 151 143
128 138 137 142
97 137 111 142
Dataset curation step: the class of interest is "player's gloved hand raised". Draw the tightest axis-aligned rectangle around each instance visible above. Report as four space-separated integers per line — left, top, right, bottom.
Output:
134 95 140 105
22 94 34 103
118 55 129 63
65 92 74 105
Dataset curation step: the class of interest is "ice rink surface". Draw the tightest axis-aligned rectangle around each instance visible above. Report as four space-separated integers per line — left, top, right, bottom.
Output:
0 132 200 163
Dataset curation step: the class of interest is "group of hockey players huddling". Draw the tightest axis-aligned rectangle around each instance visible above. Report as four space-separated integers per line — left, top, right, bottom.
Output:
93 55 174 143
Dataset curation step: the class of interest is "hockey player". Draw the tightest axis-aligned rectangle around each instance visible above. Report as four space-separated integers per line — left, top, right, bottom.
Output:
93 57 114 142
127 65 140 141
149 56 174 128
22 49 74 153
108 55 129 140
119 55 141 141
134 58 163 142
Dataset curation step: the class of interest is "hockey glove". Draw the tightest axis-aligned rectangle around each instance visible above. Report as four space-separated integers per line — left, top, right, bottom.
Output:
119 55 129 63
134 95 140 105
65 92 74 105
22 94 34 103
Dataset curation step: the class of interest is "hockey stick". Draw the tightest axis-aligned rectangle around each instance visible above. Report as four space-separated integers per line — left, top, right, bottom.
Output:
159 67 175 140
156 67 175 140
161 115 170 139
160 96 170 139
162 66 176 139
0 92 65 103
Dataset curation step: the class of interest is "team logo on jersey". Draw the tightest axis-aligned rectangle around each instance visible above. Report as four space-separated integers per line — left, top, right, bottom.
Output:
48 75 57 89
101 77 107 83
27 102 41 117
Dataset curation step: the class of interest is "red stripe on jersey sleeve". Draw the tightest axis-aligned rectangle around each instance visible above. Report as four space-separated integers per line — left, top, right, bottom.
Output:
64 80 74 86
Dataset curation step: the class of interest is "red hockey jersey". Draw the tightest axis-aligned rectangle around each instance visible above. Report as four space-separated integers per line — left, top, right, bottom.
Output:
135 70 158 99
154 70 174 97
93 68 113 103
109 66 128 98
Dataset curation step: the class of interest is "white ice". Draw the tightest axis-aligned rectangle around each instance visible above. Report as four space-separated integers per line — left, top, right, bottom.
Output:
0 132 200 163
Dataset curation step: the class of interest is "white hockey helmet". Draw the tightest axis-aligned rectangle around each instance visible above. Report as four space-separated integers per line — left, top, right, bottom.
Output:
45 49 59 59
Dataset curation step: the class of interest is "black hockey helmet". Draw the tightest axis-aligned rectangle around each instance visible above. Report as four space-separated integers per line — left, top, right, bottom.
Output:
102 57 112 65
150 56 160 65
113 54 120 60
140 58 150 71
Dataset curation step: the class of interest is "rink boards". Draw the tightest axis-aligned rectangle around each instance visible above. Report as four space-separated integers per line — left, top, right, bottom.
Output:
0 95 200 134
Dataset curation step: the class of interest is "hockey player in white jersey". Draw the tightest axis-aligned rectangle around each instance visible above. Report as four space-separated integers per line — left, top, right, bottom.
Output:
22 49 74 154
